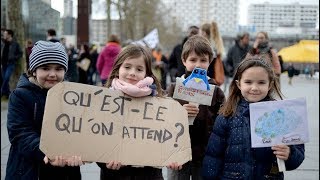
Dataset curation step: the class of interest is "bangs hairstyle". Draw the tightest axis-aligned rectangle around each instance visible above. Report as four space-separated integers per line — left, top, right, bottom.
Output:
106 44 163 96
219 58 283 117
181 35 214 63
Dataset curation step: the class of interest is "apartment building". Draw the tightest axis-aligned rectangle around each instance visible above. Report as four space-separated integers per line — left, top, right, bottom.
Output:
161 0 239 35
248 2 319 35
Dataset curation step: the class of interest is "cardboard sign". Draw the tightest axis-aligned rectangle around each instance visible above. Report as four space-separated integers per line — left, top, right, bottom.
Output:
40 82 192 167
173 77 215 105
250 98 309 147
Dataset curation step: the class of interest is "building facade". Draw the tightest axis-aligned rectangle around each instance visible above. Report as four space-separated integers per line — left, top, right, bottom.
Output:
20 0 61 41
89 19 120 46
161 0 239 35
248 2 319 35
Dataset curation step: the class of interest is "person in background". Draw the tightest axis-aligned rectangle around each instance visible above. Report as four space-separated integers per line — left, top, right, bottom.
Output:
200 21 225 86
168 25 200 81
97 44 182 180
96 34 121 86
167 35 225 180
88 44 99 85
287 63 296 85
202 59 304 179
1 29 23 99
65 44 79 82
152 47 168 90
46 29 60 43
278 55 285 73
225 31 251 77
25 39 33 72
60 37 68 51
5 41 83 180
245 31 281 86
77 44 91 84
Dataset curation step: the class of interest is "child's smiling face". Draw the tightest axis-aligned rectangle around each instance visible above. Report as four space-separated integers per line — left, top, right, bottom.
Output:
118 55 146 85
236 66 271 103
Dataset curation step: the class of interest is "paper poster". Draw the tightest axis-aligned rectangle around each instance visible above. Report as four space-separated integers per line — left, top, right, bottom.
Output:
40 82 191 167
173 68 215 106
250 98 309 148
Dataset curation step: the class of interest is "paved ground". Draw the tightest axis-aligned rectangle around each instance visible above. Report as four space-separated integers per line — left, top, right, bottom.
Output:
1 74 319 180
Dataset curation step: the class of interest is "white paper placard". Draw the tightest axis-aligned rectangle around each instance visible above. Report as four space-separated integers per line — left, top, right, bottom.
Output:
250 97 309 148
173 78 215 106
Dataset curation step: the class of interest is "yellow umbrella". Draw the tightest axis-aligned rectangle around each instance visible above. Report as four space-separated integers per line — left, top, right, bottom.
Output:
278 40 319 63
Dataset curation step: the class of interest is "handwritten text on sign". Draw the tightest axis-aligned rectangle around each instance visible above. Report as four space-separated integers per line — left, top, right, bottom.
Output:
173 77 215 105
40 82 191 167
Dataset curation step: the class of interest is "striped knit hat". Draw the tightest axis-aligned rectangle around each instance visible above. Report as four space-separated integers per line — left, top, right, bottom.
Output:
29 40 68 72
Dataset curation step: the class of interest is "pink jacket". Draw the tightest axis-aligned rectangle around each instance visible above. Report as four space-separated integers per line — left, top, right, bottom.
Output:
96 42 121 80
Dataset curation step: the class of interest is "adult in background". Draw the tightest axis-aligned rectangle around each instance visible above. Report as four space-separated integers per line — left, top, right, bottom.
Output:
77 44 91 84
200 21 225 86
287 63 296 85
152 47 168 90
25 39 33 72
88 44 99 85
245 31 281 84
96 34 121 86
46 28 60 43
1 29 23 99
225 31 251 77
65 44 79 82
168 25 199 81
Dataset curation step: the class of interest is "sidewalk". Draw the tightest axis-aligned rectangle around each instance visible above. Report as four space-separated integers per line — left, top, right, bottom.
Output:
1 74 319 179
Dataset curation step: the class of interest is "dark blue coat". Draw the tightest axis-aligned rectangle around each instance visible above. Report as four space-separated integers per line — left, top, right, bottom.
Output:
202 99 305 180
6 74 81 180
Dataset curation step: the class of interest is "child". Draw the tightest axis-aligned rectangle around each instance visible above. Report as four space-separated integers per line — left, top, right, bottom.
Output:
202 59 305 179
5 41 83 180
166 35 226 179
97 44 181 180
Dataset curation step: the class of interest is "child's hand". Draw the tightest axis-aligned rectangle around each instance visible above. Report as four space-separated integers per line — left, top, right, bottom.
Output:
167 162 182 170
106 160 124 170
44 155 66 167
271 145 290 160
183 103 199 117
66 156 84 166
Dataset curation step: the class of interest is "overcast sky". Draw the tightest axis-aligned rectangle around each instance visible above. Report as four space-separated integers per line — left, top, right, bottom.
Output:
52 0 319 25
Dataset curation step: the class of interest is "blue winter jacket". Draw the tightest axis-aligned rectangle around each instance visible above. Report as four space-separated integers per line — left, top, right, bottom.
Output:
6 74 81 180
202 99 305 180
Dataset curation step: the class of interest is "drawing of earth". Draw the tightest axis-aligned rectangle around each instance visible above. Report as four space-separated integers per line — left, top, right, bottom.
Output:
254 108 302 139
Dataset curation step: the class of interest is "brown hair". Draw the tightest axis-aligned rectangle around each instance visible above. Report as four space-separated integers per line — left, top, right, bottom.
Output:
106 44 163 96
181 34 214 63
108 34 120 44
256 31 269 40
219 58 283 117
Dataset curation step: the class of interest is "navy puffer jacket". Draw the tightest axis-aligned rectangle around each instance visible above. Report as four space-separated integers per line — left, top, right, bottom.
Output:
6 74 81 180
202 99 305 180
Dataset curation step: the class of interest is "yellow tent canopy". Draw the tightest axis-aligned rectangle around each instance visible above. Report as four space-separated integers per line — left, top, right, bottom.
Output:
278 40 319 63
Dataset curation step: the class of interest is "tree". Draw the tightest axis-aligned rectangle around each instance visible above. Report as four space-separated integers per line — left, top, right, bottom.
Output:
109 0 182 52
6 0 25 90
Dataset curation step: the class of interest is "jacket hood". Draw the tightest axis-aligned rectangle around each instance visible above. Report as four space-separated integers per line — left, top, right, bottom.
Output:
16 74 47 93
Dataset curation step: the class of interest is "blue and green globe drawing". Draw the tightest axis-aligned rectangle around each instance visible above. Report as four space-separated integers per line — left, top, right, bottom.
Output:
254 108 302 139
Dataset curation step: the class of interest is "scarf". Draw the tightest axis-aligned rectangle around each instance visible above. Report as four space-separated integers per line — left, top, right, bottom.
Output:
257 41 271 54
111 77 154 97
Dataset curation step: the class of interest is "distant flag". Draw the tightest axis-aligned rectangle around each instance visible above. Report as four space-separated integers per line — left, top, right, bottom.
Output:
132 29 159 49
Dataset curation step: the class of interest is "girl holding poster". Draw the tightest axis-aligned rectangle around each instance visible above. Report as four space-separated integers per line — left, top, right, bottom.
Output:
202 59 305 179
97 44 182 180
5 41 82 180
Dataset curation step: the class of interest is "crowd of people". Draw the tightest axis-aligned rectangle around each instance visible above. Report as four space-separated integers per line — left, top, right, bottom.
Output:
1 23 307 180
